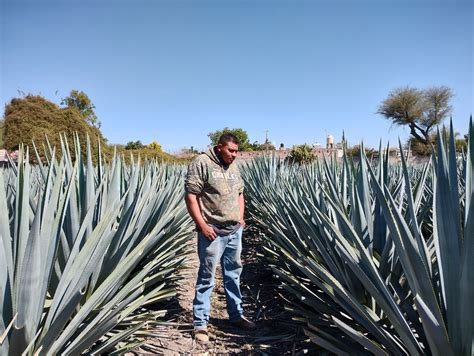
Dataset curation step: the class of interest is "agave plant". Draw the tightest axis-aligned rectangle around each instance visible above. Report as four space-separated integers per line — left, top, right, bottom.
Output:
243 120 473 355
0 135 193 355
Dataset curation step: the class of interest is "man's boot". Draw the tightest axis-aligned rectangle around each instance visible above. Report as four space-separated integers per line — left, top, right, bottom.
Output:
230 316 256 330
194 326 209 344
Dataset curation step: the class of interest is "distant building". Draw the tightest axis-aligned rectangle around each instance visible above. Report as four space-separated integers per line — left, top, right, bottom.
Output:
326 135 334 149
1 150 8 167
0 149 19 167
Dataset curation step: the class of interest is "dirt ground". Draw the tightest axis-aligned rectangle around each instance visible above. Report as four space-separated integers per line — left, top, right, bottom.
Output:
130 229 318 355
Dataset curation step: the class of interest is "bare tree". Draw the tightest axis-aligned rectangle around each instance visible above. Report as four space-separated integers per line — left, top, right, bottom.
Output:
378 86 453 144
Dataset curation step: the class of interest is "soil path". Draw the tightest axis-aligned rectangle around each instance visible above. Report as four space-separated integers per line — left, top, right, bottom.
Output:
133 230 315 355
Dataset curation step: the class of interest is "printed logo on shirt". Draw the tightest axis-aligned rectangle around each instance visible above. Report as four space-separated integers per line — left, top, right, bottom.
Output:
211 171 237 180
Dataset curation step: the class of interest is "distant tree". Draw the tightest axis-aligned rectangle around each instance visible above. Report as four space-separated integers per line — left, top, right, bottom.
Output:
434 126 468 153
61 90 101 128
456 138 468 153
407 125 467 156
378 86 453 145
3 94 108 160
148 141 162 151
175 147 199 159
407 137 433 156
125 140 145 150
287 144 315 164
347 144 377 158
208 127 252 151
262 140 276 151
181 146 199 154
249 140 276 151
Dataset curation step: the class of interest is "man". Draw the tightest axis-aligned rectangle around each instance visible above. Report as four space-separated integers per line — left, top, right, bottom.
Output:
184 133 256 344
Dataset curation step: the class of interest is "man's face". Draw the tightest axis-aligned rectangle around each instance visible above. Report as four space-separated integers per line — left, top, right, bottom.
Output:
216 141 239 165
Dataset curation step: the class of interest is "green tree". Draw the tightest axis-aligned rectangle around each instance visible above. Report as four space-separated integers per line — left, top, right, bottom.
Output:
287 144 315 164
456 138 468 153
148 140 162 151
347 144 377 158
125 140 145 150
208 127 252 151
61 90 101 128
3 94 108 160
434 126 468 154
378 86 453 144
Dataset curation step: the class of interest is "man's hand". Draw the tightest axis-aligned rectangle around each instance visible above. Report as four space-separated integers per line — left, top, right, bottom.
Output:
185 193 217 240
199 223 217 241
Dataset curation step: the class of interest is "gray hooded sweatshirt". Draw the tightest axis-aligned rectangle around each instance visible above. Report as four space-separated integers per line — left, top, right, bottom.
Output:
185 148 244 230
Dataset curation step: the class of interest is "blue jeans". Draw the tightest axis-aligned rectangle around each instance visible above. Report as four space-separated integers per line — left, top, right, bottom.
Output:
193 227 244 327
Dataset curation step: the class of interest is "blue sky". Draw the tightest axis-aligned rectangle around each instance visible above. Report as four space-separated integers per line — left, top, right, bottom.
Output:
1 0 472 152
